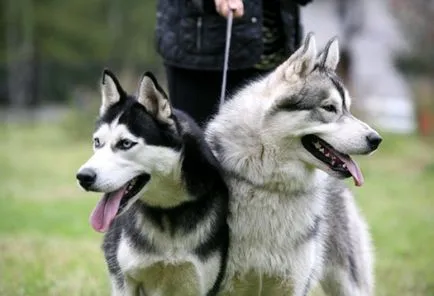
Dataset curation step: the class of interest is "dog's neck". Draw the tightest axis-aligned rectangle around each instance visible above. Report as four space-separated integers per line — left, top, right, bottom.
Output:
138 155 190 208
225 142 328 195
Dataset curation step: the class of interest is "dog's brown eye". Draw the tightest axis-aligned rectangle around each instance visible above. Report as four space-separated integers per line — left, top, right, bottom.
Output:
322 105 337 113
93 138 101 148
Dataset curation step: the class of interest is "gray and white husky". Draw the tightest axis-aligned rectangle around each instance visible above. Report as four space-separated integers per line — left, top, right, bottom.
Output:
76 70 229 296
206 34 382 296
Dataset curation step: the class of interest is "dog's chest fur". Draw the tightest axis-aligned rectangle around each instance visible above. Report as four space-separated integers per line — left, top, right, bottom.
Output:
114 209 222 296
226 176 327 276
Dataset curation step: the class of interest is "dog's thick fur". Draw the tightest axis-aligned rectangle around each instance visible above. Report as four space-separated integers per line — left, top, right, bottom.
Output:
206 34 381 296
76 71 229 296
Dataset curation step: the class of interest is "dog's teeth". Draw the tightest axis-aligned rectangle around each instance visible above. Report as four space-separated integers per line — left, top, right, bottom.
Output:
319 148 325 153
314 142 321 149
331 160 335 166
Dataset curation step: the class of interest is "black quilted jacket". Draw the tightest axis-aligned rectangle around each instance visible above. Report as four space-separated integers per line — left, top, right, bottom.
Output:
155 0 313 70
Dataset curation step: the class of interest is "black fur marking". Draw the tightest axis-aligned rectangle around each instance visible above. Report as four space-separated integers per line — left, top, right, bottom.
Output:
96 95 182 150
137 194 223 236
175 110 228 198
102 69 127 98
121 210 158 253
196 223 230 296
102 222 124 289
143 71 169 101
140 71 177 123
96 70 181 149
118 103 182 149
133 115 230 234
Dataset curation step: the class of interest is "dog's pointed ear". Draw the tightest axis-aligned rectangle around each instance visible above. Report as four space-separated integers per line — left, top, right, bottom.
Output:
269 33 317 85
137 72 173 125
287 32 317 78
100 69 124 115
318 37 340 71
285 32 316 79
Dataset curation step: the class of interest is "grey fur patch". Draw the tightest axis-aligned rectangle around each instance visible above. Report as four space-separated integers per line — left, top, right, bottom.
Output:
348 253 359 285
302 273 313 296
227 169 320 198
226 171 264 190
319 69 346 110
271 87 329 118
207 134 224 159
294 216 322 249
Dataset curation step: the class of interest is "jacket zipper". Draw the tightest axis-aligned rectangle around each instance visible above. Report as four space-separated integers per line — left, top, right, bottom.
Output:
196 17 202 51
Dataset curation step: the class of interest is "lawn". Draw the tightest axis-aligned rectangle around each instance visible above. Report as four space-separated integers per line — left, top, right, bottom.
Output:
0 122 433 296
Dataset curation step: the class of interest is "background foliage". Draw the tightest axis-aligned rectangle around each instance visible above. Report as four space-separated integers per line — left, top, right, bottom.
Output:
1 0 159 106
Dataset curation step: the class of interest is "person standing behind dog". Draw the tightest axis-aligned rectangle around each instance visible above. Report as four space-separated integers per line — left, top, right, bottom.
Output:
155 0 313 126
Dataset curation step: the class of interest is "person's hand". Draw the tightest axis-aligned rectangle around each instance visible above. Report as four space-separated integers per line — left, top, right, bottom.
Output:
214 0 244 18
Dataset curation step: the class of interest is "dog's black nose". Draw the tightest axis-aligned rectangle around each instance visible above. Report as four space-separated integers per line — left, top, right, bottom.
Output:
366 133 382 150
76 168 96 190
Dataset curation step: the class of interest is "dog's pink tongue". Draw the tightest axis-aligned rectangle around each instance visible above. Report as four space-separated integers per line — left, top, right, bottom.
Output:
341 157 364 187
89 186 126 233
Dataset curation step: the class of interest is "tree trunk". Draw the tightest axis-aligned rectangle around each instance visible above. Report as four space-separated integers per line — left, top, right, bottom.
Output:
5 0 34 110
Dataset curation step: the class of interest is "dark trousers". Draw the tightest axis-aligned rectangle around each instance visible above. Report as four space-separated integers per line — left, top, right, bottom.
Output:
165 65 268 127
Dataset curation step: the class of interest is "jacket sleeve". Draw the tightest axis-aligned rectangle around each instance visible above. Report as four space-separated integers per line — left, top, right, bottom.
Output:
189 0 218 14
292 0 314 5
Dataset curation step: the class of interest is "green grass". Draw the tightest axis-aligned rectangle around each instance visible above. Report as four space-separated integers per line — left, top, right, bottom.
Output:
1 123 433 295
0 123 108 296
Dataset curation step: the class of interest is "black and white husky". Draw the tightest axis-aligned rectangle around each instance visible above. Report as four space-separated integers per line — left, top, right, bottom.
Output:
206 34 382 296
76 70 229 296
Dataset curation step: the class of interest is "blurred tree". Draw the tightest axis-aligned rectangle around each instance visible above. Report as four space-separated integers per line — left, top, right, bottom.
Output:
5 0 35 108
1 0 159 107
392 0 434 75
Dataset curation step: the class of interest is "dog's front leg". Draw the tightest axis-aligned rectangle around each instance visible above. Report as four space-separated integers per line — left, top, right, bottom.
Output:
110 275 141 296
290 240 321 296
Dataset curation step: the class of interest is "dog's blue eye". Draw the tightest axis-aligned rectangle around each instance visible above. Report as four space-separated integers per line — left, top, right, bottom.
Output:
94 138 101 148
117 139 136 150
322 105 337 113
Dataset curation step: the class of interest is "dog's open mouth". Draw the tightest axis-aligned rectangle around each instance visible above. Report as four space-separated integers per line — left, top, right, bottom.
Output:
301 135 364 187
89 174 150 233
